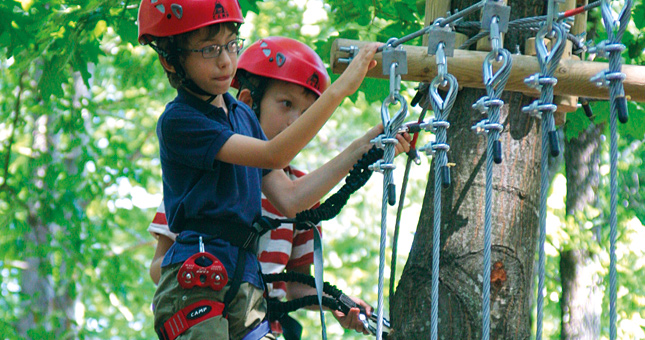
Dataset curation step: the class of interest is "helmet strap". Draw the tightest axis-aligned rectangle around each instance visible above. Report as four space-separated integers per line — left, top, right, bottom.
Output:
150 42 219 105
235 71 267 117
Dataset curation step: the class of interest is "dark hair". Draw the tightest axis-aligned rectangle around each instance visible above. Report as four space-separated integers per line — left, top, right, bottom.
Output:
235 70 318 119
155 22 241 89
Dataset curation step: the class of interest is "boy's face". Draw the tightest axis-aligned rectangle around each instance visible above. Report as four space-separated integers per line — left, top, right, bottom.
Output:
258 80 317 140
182 26 238 99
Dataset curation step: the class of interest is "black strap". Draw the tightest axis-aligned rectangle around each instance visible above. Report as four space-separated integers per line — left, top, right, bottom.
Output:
222 247 248 317
278 314 303 340
177 222 260 255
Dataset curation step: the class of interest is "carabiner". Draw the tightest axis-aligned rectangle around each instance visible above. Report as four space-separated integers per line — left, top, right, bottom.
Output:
489 16 501 57
388 62 401 102
435 42 447 84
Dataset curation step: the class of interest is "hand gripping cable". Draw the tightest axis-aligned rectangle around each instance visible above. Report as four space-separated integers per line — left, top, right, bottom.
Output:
263 272 391 338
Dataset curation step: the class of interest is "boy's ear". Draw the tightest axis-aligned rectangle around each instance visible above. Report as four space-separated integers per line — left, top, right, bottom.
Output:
158 55 176 73
237 88 254 107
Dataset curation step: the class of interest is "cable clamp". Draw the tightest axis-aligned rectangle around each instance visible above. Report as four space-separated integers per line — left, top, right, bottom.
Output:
419 141 450 156
472 96 504 114
418 142 434 156
338 45 359 64
432 142 450 153
471 119 503 135
370 135 399 149
524 73 557 89
521 100 557 119
587 40 625 58
590 70 626 88
368 160 396 173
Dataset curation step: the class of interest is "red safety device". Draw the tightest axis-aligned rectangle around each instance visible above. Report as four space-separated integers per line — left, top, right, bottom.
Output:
138 0 244 44
157 300 225 340
232 36 330 96
177 252 228 290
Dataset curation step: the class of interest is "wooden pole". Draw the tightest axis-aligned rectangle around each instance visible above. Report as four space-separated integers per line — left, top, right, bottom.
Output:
331 38 645 102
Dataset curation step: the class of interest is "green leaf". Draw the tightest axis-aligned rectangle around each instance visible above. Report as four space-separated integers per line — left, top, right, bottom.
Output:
394 2 416 22
39 54 68 99
239 0 260 15
633 2 645 29
564 109 592 141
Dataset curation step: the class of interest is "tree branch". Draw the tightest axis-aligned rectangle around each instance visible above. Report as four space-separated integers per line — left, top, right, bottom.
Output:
1 71 26 192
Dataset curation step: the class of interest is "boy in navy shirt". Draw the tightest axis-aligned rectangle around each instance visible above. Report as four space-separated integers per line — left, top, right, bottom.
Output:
138 0 383 339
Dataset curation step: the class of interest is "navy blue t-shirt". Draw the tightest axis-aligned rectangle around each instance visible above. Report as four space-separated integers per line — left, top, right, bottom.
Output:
157 88 269 289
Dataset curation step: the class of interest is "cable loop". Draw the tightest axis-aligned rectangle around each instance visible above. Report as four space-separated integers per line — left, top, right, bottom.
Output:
429 73 458 112
535 22 567 73
380 92 407 130
483 49 512 92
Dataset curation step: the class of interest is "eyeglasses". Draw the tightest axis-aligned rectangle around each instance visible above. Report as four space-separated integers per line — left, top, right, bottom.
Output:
179 38 245 59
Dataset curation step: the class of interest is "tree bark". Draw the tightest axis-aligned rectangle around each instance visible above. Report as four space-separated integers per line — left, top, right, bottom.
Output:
560 123 604 340
390 1 546 339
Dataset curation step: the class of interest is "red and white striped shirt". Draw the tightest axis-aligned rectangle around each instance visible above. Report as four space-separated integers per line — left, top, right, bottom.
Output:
147 165 321 300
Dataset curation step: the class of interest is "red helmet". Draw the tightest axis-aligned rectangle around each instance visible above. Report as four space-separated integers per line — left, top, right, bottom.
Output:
138 0 244 45
233 37 330 96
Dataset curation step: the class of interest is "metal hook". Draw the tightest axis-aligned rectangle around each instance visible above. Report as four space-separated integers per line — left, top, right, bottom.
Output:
435 42 447 84
489 16 501 57
388 62 401 101
545 0 558 34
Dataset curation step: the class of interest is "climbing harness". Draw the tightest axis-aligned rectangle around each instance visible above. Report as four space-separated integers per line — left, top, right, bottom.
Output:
177 237 228 290
157 236 262 340
591 1 633 339
521 1 568 337
470 2 512 339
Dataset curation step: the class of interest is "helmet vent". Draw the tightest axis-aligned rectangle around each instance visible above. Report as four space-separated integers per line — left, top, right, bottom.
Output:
155 4 165 13
276 52 286 67
171 4 183 19
262 48 271 57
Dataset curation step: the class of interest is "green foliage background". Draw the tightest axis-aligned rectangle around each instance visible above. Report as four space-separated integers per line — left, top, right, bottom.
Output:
0 0 643 339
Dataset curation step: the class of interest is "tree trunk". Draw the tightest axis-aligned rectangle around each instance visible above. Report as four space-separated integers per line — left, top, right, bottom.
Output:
390 1 545 339
560 123 604 340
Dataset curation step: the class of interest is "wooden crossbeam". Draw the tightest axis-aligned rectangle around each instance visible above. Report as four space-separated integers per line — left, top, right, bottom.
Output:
330 38 645 102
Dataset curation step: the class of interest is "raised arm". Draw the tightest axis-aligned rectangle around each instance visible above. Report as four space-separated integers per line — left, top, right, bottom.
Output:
215 44 380 169
262 124 410 218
